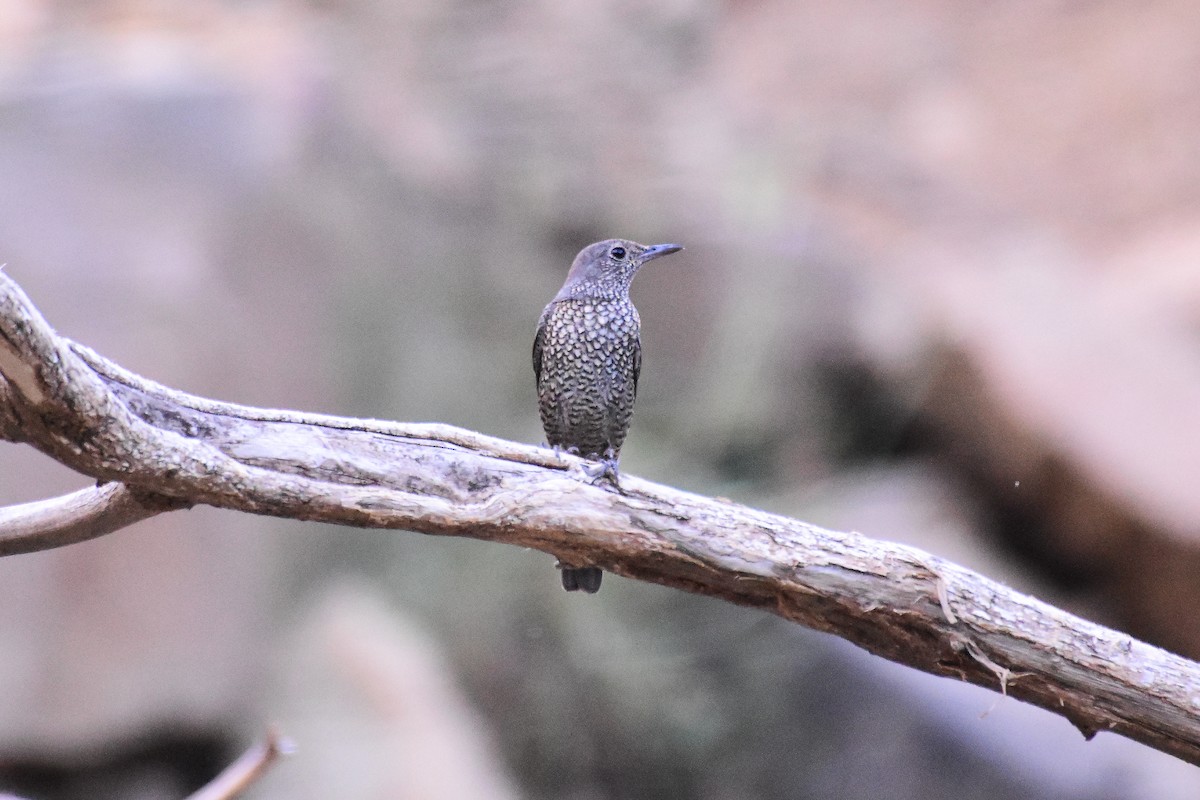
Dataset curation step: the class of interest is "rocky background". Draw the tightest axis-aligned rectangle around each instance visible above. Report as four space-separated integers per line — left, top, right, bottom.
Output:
1 0 1199 798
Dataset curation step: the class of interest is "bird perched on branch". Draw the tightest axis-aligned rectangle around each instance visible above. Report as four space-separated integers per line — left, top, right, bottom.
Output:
533 238 683 593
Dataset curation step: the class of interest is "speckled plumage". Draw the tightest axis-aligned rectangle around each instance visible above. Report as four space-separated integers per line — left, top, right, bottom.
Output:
533 238 683 593
535 296 642 459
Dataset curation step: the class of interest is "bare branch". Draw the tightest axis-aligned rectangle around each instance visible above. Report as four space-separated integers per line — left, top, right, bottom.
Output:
0 372 25 442
0 482 183 556
1 270 1200 765
186 727 293 800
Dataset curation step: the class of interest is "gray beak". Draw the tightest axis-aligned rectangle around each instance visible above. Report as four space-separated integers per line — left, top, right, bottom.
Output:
640 243 684 262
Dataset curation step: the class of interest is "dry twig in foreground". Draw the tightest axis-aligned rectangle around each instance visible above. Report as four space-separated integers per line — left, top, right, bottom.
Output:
186 727 293 800
0 271 1198 765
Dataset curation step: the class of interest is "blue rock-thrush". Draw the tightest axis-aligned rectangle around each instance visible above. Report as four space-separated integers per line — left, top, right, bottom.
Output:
533 238 683 592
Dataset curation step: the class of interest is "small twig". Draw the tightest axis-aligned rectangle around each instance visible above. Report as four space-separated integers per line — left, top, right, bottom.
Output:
0 483 183 557
186 727 294 800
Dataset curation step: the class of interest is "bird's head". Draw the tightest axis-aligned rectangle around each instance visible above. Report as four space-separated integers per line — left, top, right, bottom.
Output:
555 239 683 301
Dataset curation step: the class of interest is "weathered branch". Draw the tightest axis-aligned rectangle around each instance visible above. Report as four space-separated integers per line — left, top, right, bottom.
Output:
0 482 184 556
1 270 1199 765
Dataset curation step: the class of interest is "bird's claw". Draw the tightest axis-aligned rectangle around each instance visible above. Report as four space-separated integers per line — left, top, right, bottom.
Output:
581 457 621 490
554 447 621 490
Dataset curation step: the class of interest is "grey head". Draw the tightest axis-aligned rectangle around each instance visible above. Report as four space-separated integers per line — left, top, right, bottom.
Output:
553 239 684 302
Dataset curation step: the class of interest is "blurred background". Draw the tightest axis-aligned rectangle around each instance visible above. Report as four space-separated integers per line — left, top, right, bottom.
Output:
1 0 1199 797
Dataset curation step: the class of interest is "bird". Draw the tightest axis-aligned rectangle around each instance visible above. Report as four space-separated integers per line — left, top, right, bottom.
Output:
533 238 683 593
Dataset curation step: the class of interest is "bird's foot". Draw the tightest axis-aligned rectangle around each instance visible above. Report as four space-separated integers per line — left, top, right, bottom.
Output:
559 565 603 594
581 457 621 490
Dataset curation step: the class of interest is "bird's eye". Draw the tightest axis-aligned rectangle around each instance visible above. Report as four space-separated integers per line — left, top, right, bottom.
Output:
610 246 627 260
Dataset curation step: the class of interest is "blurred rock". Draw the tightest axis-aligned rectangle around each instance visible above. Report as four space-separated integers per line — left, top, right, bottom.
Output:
260 584 520 800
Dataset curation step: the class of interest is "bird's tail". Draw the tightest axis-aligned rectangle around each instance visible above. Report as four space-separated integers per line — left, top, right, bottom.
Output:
561 566 603 593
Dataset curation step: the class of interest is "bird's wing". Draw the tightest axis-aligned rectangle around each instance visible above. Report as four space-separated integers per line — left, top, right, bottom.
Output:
632 337 642 398
533 305 550 383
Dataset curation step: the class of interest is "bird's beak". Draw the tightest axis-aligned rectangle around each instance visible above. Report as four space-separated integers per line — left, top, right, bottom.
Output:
640 243 684 262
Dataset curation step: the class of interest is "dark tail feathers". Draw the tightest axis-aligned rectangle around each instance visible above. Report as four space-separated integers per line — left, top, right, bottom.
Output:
561 566 603 593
